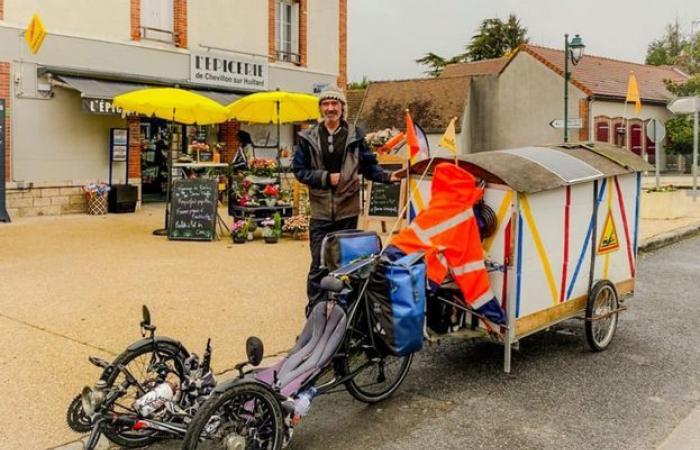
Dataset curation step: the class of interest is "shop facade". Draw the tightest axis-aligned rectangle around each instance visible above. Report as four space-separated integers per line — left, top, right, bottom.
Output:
0 0 345 218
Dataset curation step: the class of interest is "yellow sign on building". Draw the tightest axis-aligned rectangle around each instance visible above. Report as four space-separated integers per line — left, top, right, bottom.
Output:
25 13 47 55
597 210 620 254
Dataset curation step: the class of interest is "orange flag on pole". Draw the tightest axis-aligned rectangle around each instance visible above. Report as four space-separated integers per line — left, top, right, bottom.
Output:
405 110 420 160
626 71 642 115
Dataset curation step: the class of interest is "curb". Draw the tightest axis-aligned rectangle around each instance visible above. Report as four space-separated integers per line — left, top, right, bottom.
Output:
638 222 700 253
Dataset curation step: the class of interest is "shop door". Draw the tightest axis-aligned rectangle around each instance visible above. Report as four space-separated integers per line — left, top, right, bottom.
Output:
629 123 642 156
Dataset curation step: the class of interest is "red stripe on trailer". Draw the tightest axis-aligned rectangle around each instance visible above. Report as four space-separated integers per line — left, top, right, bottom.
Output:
501 218 512 310
614 177 635 277
560 186 571 303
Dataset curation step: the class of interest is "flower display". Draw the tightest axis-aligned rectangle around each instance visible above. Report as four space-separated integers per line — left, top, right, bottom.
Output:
282 214 310 233
249 158 277 177
262 184 279 198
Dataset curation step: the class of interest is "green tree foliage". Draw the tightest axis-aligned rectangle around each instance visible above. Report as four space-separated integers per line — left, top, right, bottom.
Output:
664 75 700 155
415 53 465 77
464 14 529 62
348 76 371 90
415 14 528 76
646 19 700 75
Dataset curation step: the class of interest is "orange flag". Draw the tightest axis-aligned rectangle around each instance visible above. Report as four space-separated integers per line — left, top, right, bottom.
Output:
626 72 642 115
405 110 420 160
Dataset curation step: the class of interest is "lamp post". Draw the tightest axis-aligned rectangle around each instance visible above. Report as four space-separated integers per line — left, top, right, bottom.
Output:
564 34 585 143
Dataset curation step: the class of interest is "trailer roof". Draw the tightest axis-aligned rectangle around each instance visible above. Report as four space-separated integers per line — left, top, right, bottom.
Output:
410 143 653 194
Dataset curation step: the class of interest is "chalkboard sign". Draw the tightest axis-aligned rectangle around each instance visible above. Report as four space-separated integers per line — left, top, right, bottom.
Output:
367 163 404 219
168 179 218 241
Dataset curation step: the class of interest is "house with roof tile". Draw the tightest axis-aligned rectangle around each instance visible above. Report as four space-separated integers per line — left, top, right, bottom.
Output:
351 45 688 168
468 45 689 165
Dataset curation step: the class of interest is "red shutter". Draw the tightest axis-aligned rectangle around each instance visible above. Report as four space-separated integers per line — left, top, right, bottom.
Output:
629 123 642 156
596 120 609 142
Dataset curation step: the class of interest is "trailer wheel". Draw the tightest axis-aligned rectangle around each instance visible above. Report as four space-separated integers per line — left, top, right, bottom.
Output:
585 280 619 352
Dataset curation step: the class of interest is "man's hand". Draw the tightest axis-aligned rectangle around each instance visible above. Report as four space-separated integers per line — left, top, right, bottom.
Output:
330 173 341 186
389 169 406 183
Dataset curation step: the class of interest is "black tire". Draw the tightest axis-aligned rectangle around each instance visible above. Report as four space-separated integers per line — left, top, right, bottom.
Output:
181 382 284 450
585 280 619 352
339 306 413 404
101 341 188 448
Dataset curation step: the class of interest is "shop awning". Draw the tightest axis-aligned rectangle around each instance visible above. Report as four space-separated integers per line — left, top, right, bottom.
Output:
54 75 241 106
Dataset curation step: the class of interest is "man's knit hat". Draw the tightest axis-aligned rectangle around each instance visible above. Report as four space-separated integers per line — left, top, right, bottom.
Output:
317 85 347 105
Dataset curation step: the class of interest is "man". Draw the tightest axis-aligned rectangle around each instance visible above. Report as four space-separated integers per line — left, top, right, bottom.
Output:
293 85 399 311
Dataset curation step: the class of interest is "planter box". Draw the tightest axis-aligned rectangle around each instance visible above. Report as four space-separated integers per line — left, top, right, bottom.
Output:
640 189 694 219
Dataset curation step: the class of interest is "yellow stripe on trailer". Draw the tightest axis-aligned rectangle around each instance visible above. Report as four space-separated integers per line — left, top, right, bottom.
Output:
520 194 559 306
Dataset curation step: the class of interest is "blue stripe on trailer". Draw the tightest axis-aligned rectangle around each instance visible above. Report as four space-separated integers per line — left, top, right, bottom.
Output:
515 213 524 318
566 178 607 300
633 172 640 257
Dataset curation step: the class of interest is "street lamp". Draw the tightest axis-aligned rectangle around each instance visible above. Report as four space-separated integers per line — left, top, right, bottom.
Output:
564 33 585 143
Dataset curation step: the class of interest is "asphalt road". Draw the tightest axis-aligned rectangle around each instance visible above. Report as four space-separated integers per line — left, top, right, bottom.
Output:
146 235 700 450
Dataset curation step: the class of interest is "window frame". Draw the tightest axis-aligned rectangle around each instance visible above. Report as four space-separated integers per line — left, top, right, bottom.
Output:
275 0 301 64
140 0 175 43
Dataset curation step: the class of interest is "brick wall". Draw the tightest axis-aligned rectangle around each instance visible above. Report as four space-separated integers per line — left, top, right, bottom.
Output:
128 117 142 179
0 0 4 20
338 0 347 88
218 121 240 164
1 61 10 181
268 0 307 66
299 0 307 67
130 0 141 41
174 0 187 48
579 98 589 141
6 184 87 217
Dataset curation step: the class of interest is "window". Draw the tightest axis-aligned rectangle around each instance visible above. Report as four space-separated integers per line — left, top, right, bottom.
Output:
629 121 643 156
611 118 626 147
141 0 174 42
276 0 300 64
595 117 610 143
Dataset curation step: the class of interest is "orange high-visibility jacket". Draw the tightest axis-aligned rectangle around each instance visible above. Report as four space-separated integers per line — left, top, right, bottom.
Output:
390 163 494 309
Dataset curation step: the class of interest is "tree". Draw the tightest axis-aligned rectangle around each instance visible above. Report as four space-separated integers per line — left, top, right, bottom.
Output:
348 76 371 90
364 98 440 132
664 75 700 155
415 53 465 77
464 14 529 62
415 14 528 76
645 19 700 75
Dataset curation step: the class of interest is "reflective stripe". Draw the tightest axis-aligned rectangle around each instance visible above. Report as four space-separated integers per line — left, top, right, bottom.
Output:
410 209 474 244
451 260 485 276
437 252 448 269
472 289 495 309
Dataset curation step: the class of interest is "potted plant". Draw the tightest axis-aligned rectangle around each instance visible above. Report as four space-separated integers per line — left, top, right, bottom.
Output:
261 216 278 243
282 214 310 240
231 219 249 244
249 158 277 178
262 184 279 207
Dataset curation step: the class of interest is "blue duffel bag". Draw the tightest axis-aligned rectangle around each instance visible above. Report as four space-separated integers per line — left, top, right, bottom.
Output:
321 230 382 271
367 252 426 356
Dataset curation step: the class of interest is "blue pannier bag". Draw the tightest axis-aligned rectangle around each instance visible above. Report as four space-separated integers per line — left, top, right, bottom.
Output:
321 230 382 271
367 252 426 356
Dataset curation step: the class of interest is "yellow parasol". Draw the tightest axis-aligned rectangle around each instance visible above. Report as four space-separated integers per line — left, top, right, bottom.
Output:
113 87 228 125
113 88 229 235
226 90 319 124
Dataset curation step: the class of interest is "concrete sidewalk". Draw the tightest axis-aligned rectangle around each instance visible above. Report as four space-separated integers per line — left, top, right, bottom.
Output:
1 195 699 449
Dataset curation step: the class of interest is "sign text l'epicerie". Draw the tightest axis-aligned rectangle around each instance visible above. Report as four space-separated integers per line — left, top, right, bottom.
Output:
190 51 268 91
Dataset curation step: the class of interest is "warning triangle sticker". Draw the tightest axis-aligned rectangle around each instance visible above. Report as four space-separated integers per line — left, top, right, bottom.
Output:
598 210 620 254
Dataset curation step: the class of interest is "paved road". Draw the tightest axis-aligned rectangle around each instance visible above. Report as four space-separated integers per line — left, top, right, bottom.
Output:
139 235 700 450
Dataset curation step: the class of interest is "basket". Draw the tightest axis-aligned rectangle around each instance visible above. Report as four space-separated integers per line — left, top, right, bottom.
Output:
87 194 108 215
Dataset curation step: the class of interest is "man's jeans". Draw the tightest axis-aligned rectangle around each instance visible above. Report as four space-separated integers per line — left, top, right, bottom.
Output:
306 216 358 314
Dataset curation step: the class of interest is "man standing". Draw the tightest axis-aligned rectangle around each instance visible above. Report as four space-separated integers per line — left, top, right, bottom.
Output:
293 85 399 311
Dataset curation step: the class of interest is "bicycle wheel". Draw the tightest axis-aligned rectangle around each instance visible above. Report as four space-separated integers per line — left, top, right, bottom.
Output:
585 280 619 352
101 341 187 447
182 382 283 450
339 306 413 404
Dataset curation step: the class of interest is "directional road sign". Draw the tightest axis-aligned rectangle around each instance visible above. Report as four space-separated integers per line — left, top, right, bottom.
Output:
550 118 583 129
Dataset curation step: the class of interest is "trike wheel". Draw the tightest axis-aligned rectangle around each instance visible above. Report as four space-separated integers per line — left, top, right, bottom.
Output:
585 280 619 352
182 382 283 450
339 308 413 404
102 342 187 447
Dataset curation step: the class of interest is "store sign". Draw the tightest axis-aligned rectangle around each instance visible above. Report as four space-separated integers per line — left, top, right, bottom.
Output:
110 128 128 162
82 98 124 115
190 51 268 91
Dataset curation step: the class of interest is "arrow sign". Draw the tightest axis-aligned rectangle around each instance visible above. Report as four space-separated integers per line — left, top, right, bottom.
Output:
550 118 583 129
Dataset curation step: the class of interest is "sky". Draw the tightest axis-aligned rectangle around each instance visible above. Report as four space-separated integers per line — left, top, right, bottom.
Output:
348 0 700 82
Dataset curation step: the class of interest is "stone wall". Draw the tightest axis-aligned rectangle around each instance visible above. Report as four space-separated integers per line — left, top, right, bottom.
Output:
5 183 87 218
